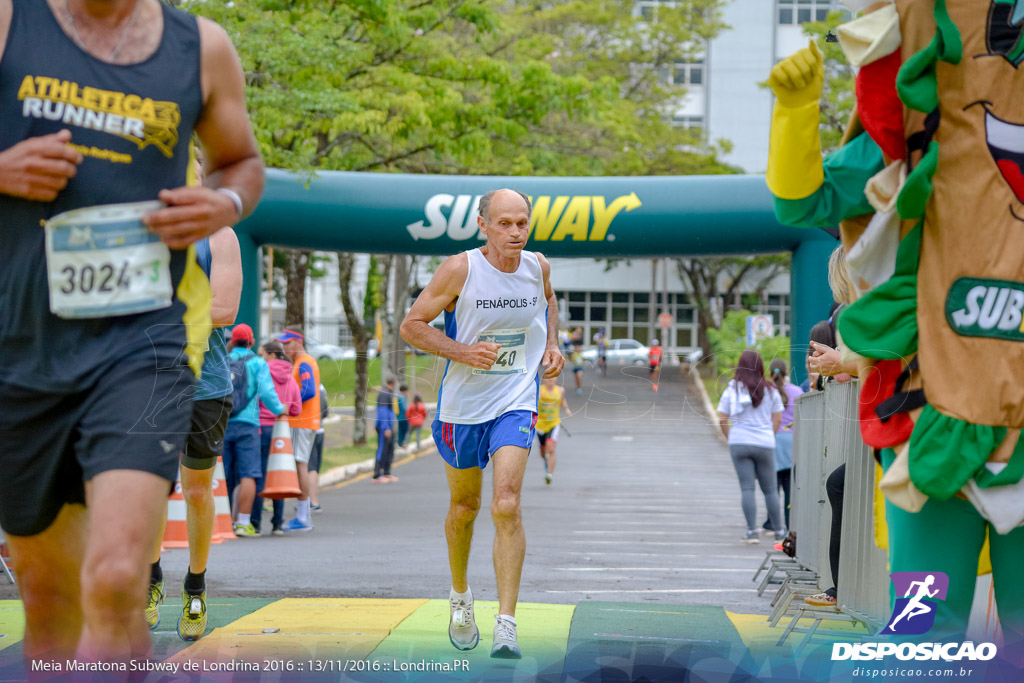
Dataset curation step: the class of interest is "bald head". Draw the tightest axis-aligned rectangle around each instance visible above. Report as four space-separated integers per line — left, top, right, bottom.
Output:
478 189 531 222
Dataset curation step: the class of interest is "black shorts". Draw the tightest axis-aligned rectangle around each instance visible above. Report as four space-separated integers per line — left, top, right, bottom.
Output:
308 431 325 473
0 354 193 537
181 394 233 471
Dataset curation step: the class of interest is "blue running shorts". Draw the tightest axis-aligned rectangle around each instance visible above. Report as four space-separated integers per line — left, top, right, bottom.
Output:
433 410 537 470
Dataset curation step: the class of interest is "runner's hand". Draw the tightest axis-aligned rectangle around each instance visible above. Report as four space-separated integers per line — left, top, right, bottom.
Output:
542 344 565 378
384 429 392 438
0 130 82 202
144 186 240 249
461 341 501 370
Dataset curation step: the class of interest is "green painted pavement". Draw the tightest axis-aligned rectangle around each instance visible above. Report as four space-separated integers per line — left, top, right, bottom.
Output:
367 599 574 682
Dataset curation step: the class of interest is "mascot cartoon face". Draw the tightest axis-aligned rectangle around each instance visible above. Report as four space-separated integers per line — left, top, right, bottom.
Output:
983 1 1024 214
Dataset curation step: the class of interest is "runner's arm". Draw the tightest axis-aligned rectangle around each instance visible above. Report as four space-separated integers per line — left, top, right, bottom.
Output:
144 19 264 248
400 254 500 369
718 412 730 439
561 393 572 418
208 227 242 327
537 253 564 379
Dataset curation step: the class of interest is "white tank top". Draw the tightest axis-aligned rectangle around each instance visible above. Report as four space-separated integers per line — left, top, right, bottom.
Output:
437 248 548 424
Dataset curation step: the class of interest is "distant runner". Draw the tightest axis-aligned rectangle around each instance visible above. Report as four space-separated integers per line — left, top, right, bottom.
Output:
535 376 572 485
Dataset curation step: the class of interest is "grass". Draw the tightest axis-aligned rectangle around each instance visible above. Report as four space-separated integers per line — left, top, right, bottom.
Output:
699 366 729 408
319 355 444 407
321 442 378 472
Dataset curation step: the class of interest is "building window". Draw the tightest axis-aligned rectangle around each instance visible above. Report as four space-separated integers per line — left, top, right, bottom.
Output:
673 57 704 86
636 0 679 23
672 114 704 133
778 0 832 25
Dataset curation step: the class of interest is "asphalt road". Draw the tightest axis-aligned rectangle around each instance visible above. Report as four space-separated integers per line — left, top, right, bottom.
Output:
1 364 777 616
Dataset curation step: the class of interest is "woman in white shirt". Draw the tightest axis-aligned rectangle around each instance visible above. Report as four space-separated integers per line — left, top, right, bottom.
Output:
717 350 785 544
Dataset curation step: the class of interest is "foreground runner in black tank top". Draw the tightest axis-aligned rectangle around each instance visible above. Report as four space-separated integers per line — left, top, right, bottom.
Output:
0 0 263 667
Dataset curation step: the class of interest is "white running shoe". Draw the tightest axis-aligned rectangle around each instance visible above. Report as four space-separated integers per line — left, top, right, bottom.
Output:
448 588 479 651
491 615 521 658
545 473 552 485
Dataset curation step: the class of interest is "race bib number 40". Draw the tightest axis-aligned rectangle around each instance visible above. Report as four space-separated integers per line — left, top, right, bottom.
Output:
474 328 528 375
45 201 173 319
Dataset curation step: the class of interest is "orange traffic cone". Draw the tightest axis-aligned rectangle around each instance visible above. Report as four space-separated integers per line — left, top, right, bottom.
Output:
213 456 237 540
163 466 188 548
163 465 223 549
261 417 302 499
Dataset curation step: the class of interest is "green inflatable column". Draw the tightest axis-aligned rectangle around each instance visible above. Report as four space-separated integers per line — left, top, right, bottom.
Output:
790 238 835 385
237 232 262 333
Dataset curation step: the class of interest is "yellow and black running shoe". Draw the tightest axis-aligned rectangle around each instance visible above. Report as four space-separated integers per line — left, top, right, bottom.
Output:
176 583 207 641
145 579 165 630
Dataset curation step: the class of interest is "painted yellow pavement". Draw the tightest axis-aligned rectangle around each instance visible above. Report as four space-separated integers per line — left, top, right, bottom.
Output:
0 602 24 653
168 598 427 665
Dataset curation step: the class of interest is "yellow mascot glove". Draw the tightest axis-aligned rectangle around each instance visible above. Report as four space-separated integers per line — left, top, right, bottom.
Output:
766 40 825 200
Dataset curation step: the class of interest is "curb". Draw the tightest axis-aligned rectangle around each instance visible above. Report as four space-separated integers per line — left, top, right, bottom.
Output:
320 442 436 488
689 365 728 446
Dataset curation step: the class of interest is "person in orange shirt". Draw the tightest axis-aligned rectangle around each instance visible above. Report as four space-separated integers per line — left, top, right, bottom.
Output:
648 339 663 392
277 329 320 532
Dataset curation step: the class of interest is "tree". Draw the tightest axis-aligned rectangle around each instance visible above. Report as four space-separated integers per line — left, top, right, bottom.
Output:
674 254 790 359
337 252 379 446
187 0 736 177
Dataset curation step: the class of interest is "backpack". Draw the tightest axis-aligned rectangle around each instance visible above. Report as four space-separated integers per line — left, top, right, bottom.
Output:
228 355 254 417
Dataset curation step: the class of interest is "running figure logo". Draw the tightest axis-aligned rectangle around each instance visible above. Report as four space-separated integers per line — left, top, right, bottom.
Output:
884 572 950 635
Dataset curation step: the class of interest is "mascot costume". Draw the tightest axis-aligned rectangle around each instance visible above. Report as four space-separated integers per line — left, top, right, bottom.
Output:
767 0 1024 652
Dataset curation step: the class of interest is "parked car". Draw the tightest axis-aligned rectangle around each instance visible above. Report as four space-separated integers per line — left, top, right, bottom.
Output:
579 338 650 366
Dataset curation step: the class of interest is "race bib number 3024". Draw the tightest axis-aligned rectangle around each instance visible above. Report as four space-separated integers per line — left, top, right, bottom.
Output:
474 328 529 375
45 201 173 319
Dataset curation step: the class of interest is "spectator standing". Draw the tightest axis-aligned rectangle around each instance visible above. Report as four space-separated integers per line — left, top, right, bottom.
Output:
278 329 321 532
309 383 329 512
224 325 285 536
374 377 398 483
406 394 429 451
396 383 410 447
253 341 301 536
717 350 785 544
767 358 802 531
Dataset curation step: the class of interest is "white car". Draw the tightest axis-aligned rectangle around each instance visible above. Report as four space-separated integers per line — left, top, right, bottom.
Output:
259 335 377 362
580 338 651 366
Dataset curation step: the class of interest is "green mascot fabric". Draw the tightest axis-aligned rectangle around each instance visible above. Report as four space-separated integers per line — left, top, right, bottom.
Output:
909 405 1006 500
837 222 921 359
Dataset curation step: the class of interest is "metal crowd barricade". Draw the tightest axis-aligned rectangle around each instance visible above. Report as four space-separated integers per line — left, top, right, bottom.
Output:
764 381 885 650
791 389 826 576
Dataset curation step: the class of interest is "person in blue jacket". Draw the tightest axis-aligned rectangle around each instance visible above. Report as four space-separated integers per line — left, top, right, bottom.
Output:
224 324 284 535
374 377 398 483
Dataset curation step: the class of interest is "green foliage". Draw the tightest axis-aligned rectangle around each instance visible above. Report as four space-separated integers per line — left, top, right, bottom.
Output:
707 308 750 371
185 0 737 177
707 308 790 376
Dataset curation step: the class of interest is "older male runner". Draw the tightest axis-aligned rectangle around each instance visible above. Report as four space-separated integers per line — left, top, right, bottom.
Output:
0 0 263 666
400 189 563 659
